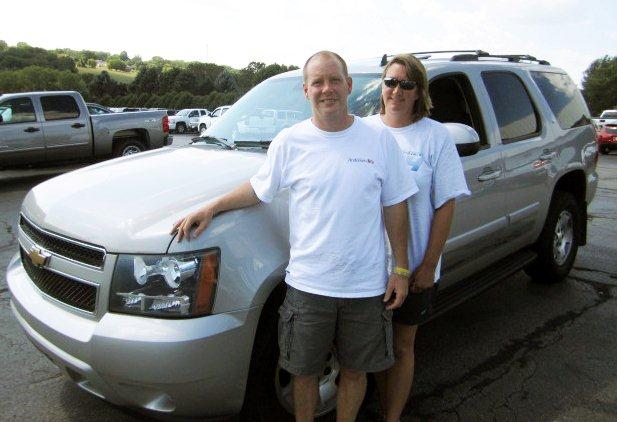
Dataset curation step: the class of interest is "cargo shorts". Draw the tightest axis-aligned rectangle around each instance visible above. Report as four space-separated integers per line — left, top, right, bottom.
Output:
278 285 395 376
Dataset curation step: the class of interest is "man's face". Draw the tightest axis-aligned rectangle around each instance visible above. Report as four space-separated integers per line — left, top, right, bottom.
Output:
303 55 352 122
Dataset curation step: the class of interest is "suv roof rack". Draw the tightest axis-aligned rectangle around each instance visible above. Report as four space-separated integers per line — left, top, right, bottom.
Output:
379 50 550 66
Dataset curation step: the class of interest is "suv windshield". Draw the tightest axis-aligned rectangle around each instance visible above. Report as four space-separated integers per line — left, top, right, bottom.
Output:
176 109 191 116
204 73 382 143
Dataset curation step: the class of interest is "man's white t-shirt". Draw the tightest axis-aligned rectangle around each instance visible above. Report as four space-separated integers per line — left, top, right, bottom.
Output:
364 115 471 282
250 117 418 298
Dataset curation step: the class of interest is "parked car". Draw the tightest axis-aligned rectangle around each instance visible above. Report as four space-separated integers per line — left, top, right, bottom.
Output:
7 51 598 419
235 108 304 137
596 123 617 154
197 105 231 136
86 103 114 115
0 91 171 167
169 108 209 133
593 109 617 130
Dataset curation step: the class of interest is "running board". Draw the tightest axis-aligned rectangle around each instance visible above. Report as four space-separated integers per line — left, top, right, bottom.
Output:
431 249 538 321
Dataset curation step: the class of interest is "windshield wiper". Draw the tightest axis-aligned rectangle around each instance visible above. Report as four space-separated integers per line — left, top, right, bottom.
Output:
190 135 236 150
233 140 272 149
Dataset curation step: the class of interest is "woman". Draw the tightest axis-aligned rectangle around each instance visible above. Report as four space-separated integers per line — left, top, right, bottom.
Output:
364 54 470 421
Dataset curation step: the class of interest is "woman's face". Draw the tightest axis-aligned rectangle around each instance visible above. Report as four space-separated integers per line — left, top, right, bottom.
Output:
382 63 419 117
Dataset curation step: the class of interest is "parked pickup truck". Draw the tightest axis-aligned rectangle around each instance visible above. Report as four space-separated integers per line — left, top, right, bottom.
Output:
7 51 598 420
168 108 209 133
0 91 171 167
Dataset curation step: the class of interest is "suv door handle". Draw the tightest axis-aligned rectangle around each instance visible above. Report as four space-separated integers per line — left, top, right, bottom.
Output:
539 151 557 161
477 169 502 182
23 127 40 133
71 123 86 128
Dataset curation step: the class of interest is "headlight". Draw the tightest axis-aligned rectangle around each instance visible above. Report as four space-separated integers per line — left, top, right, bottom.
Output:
109 249 219 317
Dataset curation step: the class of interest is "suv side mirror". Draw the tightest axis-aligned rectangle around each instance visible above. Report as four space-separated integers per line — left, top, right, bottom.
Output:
444 123 481 157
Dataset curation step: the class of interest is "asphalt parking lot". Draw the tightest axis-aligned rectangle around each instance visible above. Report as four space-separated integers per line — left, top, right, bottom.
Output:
1 151 616 421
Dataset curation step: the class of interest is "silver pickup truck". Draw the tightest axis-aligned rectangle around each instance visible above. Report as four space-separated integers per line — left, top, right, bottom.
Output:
0 91 171 167
7 51 598 420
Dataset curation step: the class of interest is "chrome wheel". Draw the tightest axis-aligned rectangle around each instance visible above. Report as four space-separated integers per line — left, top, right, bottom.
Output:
275 347 339 416
121 145 141 156
553 210 573 266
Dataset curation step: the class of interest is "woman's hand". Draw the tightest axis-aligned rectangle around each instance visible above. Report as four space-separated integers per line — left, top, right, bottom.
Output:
409 263 435 293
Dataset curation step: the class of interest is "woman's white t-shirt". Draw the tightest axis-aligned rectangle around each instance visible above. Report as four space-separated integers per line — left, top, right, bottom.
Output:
364 115 471 282
250 117 418 297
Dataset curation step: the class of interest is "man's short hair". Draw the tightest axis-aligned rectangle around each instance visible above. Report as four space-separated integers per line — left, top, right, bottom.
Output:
303 51 349 82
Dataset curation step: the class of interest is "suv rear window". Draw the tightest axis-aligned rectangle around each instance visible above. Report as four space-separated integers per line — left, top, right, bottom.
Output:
482 72 540 143
41 95 80 121
531 72 591 130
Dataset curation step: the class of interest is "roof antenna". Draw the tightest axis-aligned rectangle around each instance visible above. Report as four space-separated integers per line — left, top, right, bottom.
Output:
380 54 388 66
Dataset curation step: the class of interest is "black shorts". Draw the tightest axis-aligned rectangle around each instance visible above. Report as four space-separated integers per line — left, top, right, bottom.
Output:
393 282 440 326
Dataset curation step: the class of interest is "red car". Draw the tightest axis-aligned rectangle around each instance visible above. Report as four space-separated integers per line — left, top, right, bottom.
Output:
597 124 617 154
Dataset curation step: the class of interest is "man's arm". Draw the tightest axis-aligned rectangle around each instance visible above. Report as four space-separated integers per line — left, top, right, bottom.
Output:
171 181 260 242
383 200 410 310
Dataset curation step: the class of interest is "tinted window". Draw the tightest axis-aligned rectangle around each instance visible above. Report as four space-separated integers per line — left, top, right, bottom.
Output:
41 95 80 121
531 72 591 130
189 110 199 117
0 97 36 124
482 72 540 142
200 110 207 116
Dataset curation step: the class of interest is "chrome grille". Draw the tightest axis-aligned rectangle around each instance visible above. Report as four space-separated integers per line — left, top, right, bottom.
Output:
20 216 105 267
20 248 97 313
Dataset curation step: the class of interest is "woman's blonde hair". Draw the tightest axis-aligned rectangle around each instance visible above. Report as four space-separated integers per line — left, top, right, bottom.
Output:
380 54 432 123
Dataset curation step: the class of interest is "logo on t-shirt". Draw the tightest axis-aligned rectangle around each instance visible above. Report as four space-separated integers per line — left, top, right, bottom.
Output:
403 151 423 171
348 158 374 164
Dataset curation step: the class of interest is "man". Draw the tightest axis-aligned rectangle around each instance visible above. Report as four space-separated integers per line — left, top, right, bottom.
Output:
172 51 417 422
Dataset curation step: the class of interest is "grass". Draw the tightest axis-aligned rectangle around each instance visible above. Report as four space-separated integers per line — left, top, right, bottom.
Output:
77 66 137 84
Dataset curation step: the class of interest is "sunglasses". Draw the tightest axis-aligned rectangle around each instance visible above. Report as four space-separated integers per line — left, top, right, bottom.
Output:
383 77 417 90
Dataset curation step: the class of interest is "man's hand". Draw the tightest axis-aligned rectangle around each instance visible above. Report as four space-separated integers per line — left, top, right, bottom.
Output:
409 263 435 293
171 204 216 242
383 273 409 310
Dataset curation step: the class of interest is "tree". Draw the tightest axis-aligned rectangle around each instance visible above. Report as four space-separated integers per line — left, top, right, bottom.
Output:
0 40 7 52
214 69 238 93
131 66 161 93
107 58 127 71
582 56 617 116
120 51 129 61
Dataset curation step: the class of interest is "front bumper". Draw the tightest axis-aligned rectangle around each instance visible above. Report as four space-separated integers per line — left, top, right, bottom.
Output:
7 253 261 417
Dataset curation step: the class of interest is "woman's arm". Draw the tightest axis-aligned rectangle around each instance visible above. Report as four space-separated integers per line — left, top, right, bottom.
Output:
410 198 455 292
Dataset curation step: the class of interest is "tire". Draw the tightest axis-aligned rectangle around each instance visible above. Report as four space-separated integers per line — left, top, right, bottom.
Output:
176 123 186 134
113 139 146 157
241 286 338 421
199 124 207 137
600 145 609 155
525 191 580 283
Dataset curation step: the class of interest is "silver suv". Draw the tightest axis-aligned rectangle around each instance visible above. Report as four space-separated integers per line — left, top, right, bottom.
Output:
7 50 598 420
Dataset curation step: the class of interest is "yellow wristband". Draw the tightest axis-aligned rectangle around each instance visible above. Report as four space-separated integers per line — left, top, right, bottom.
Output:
393 266 411 278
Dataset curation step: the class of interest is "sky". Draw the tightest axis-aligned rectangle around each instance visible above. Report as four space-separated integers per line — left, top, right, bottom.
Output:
2 0 616 86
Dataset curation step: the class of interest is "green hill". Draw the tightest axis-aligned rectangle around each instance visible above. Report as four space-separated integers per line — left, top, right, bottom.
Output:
78 66 137 84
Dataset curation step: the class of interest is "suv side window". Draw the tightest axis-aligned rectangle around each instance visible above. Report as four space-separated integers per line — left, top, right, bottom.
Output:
0 97 36 124
482 72 540 143
189 110 199 117
41 95 80 121
429 73 489 146
200 110 207 116
530 71 591 130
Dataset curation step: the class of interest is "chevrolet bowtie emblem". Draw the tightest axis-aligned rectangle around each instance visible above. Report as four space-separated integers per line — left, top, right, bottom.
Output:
28 246 51 267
